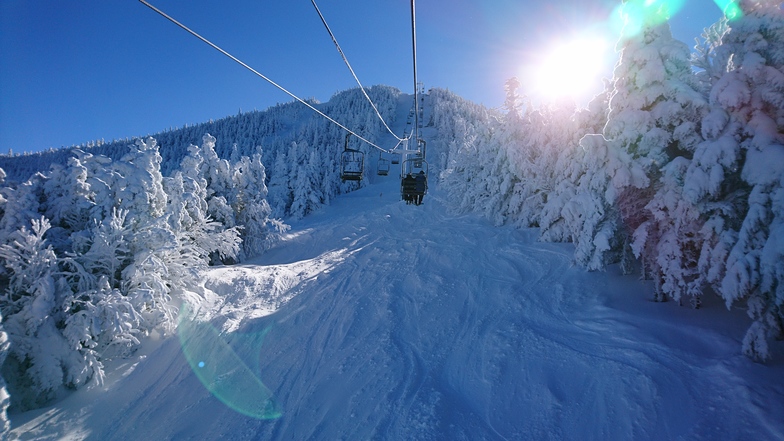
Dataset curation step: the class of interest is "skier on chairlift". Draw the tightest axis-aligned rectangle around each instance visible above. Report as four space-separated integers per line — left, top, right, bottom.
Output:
402 173 416 204
414 170 427 205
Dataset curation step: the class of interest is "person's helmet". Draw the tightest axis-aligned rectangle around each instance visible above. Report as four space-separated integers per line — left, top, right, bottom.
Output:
419 170 424 174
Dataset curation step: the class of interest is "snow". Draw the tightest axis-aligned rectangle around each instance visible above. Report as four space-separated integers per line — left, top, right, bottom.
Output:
8 170 784 439
743 143 784 186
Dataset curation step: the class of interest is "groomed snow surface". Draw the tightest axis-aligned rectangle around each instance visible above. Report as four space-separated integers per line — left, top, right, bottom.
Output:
9 171 783 440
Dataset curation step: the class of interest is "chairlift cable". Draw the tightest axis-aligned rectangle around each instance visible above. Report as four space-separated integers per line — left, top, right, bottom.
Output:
410 0 420 143
138 0 390 153
310 0 404 142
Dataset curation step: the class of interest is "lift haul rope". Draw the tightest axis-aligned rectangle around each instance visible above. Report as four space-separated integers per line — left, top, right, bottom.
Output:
309 0 405 143
138 0 391 153
410 0 420 143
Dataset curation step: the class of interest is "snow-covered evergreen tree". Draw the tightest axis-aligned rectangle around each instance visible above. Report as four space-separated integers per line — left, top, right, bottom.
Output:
704 0 784 360
230 147 288 258
483 134 516 226
0 132 280 411
0 217 91 411
290 142 325 220
109 138 178 334
503 77 523 120
0 174 44 243
0 171 6 432
267 147 292 218
692 18 731 94
564 134 647 270
179 134 285 260
441 115 494 215
507 104 581 230
506 109 546 228
433 88 505 219
576 0 707 278
632 157 705 305
39 158 94 256
0 310 10 437
603 8 710 296
539 86 611 243
167 174 233 266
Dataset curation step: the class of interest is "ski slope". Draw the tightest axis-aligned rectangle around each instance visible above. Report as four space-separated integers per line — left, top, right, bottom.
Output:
8 93 784 440
9 173 784 440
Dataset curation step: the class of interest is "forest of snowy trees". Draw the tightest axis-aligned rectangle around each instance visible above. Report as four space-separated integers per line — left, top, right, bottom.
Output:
0 0 782 425
0 86 402 414
436 1 783 361
0 136 282 411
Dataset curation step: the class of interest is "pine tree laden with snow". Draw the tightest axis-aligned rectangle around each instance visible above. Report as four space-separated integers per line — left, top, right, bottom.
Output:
685 0 784 361
0 133 281 411
503 76 523 120
0 217 92 411
0 311 10 437
602 7 707 283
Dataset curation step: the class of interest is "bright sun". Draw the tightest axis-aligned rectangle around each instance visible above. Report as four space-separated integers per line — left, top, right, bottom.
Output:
529 36 612 104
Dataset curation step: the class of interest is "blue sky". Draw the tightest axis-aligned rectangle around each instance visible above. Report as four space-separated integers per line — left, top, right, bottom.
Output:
1 0 726 153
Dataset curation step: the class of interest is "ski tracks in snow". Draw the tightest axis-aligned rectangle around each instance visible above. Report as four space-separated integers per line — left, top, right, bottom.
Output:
225 179 783 440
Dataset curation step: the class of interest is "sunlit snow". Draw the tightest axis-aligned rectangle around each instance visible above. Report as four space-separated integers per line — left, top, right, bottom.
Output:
7 94 783 441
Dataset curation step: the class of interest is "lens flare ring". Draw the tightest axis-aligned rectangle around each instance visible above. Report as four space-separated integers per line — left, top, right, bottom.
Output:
177 304 282 420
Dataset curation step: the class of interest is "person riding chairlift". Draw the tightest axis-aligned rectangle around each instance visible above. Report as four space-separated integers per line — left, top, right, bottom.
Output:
414 170 427 205
402 173 416 205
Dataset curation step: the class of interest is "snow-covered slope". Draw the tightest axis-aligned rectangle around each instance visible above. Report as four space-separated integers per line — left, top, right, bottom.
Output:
5 91 783 440
9 169 784 440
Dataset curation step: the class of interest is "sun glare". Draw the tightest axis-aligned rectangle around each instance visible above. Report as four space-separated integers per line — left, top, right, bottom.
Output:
528 36 612 105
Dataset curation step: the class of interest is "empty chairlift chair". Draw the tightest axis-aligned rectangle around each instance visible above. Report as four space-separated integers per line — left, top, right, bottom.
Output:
340 133 364 181
377 155 390 176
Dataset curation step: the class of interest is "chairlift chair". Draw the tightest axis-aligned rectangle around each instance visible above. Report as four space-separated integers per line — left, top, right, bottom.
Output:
377 156 390 176
413 152 424 168
400 158 429 197
340 133 364 181
413 139 426 168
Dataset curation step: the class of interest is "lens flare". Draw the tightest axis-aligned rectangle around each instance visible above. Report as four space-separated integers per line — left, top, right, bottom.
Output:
177 304 281 420
713 0 744 20
613 0 687 38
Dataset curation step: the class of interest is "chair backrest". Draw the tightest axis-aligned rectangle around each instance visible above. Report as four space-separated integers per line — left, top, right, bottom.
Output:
377 157 390 176
341 148 364 181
